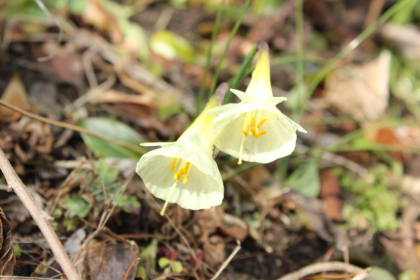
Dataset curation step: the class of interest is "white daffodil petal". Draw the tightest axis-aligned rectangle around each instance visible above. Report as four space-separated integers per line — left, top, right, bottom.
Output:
230 89 253 101
136 143 223 210
211 105 301 164
268 109 307 133
205 103 239 116
141 142 175 147
267 97 288 105
215 100 268 115
145 143 216 176
170 164 223 210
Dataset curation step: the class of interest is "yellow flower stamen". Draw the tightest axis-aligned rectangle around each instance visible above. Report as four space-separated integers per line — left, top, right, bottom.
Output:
249 116 255 127
255 130 267 138
257 118 267 128
238 111 270 164
170 158 178 171
173 161 191 182
249 126 257 137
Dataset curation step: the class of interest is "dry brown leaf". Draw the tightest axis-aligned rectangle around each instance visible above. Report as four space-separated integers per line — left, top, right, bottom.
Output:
32 42 84 86
393 126 420 149
81 235 139 280
379 23 420 59
323 50 391 120
203 235 225 268
364 123 410 163
0 73 30 123
81 0 122 43
218 213 248 241
0 207 15 276
195 207 224 243
319 169 342 221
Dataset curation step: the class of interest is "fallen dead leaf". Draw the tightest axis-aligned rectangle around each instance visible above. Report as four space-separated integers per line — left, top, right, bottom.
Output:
195 207 224 243
32 42 84 86
81 0 122 43
1 196 30 224
393 125 420 149
323 50 391 120
218 213 249 242
379 23 420 59
364 123 410 163
0 73 30 123
81 234 139 280
319 169 342 221
203 235 225 268
0 207 15 276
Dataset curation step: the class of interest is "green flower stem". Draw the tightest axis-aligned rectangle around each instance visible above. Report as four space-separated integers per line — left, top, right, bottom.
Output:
209 0 251 98
197 0 225 114
222 162 259 181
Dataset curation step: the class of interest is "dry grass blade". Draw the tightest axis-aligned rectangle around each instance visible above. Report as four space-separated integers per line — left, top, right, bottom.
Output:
0 207 15 276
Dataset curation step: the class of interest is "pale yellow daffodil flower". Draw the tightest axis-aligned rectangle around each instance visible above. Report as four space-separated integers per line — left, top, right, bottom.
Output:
206 45 306 164
136 97 223 215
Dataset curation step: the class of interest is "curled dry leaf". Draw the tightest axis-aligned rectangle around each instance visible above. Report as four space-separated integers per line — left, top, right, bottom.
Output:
0 207 15 276
80 234 139 280
323 50 391 120
0 73 30 123
32 42 84 86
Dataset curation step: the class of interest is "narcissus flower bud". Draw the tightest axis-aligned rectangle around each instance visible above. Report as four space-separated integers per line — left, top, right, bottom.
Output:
206 42 306 164
136 97 224 215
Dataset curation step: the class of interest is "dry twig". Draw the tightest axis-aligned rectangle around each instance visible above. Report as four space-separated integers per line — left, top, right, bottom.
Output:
0 148 81 280
122 258 140 280
210 240 241 280
276 262 369 280
401 198 420 278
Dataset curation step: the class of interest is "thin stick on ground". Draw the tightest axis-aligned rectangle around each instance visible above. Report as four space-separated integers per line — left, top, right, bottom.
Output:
210 240 241 280
276 262 369 280
122 258 140 280
0 100 146 154
0 148 81 280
